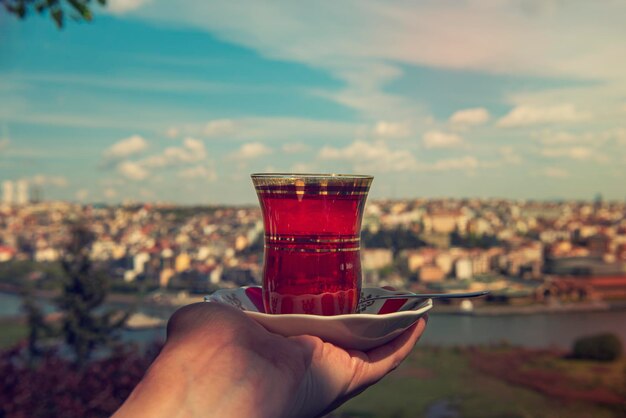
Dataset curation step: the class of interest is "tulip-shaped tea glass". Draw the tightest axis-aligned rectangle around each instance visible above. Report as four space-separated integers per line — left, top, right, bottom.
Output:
251 173 373 315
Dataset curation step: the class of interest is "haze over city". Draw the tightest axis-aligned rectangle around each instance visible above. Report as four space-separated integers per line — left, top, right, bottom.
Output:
2 1 626 204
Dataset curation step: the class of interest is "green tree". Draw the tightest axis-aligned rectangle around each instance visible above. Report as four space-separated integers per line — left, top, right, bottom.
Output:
1 0 106 28
57 222 129 366
572 333 623 362
362 227 425 256
20 283 53 362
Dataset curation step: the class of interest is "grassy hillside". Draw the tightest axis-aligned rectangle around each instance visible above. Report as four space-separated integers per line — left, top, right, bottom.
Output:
332 345 626 418
0 320 27 349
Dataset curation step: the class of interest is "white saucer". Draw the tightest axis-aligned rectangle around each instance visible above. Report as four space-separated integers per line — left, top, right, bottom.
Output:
205 287 432 351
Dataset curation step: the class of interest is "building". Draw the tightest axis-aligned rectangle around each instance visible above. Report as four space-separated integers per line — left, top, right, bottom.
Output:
175 252 191 272
133 252 150 274
235 235 249 252
401 250 425 272
16 179 29 205
423 210 465 234
420 232 451 249
2 180 13 205
362 248 393 271
455 258 473 280
419 265 445 282
435 252 454 276
545 256 620 276
547 275 626 300
0 246 16 262
34 247 60 262
159 268 175 288
471 252 490 276
587 234 610 257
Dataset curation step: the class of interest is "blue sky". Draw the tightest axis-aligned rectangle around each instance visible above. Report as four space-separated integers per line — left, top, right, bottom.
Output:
1 0 626 204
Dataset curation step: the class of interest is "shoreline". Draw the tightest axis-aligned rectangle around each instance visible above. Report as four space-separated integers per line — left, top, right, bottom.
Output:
0 283 202 309
430 301 624 316
3 283 626 317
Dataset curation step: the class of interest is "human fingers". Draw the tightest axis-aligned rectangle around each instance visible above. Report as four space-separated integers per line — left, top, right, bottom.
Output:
165 302 269 347
349 315 427 386
312 317 427 417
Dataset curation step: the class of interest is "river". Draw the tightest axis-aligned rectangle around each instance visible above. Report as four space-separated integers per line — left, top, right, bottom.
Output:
2 292 625 349
424 310 626 348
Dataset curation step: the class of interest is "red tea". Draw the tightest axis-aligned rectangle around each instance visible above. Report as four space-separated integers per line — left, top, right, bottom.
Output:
252 174 372 315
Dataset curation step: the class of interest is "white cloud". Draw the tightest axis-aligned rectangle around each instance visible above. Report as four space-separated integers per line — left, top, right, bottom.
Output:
203 119 236 137
165 127 179 138
310 62 420 120
139 188 155 199
100 178 125 187
542 167 570 178
319 140 488 173
319 140 418 172
182 137 206 156
30 175 68 187
533 130 579 145
615 128 626 145
282 142 310 154
117 161 149 180
449 108 490 126
176 117 361 142
105 137 210 182
75 189 89 201
498 104 590 127
422 130 464 149
540 146 605 161
103 188 117 199
232 142 272 159
420 156 480 172
142 137 206 167
290 162 314 172
177 165 217 182
141 2 626 80
503 84 624 128
373 121 411 138
131 1 626 125
499 146 523 165
534 128 626 146
107 0 151 14
104 135 148 159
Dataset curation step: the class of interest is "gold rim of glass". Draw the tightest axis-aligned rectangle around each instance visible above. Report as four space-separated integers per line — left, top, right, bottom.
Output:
251 173 373 187
251 173 373 180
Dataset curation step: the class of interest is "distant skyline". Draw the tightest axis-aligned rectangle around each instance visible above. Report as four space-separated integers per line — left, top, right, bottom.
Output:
1 1 626 204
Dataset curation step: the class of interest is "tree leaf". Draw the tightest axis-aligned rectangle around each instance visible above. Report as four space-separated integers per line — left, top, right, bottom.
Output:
51 8 63 28
68 0 92 20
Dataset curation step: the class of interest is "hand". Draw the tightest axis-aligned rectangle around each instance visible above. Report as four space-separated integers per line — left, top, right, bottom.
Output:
114 301 427 418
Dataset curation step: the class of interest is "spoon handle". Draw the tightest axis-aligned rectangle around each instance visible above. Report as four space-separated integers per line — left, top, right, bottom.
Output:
367 290 489 301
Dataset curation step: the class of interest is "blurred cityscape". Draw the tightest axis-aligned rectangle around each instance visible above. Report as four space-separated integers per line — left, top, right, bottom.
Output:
2 179 626 313
3 1 626 416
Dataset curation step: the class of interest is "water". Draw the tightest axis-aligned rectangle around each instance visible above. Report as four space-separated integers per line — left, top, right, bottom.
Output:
425 400 459 418
422 310 626 349
0 292 55 316
121 327 165 345
0 291 167 345
2 292 626 349
0 292 23 316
